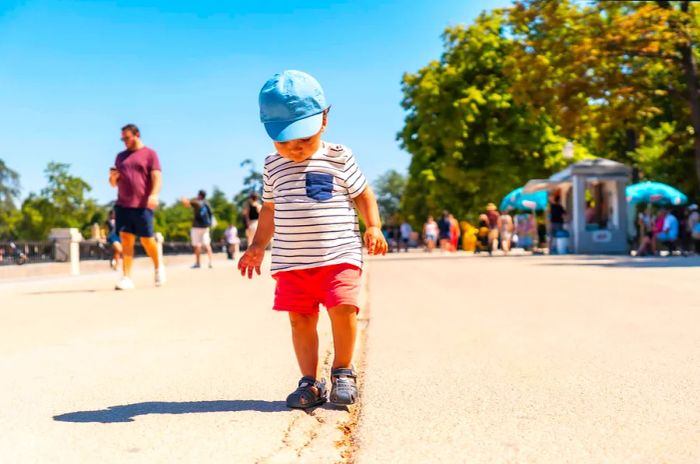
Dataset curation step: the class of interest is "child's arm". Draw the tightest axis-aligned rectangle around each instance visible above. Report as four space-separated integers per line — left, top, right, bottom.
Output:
237 201 274 278
353 186 388 255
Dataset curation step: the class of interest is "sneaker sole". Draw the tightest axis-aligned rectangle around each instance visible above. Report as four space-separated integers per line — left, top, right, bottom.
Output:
329 396 356 406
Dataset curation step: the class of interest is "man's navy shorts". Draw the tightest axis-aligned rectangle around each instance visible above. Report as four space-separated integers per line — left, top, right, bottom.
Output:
115 206 154 238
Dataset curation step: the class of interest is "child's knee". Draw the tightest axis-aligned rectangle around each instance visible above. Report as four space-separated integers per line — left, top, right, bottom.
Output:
289 313 318 330
328 304 358 318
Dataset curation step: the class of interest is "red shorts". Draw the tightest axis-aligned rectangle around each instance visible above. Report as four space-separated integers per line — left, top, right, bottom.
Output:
273 263 362 315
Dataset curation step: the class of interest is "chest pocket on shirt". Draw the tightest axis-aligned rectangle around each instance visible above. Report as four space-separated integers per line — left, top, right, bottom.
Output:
305 172 334 201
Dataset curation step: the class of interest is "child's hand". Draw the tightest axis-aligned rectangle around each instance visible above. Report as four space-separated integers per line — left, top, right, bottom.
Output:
364 226 388 255
238 244 265 279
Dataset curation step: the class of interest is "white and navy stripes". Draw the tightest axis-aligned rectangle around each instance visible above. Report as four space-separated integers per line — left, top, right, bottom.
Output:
263 142 368 273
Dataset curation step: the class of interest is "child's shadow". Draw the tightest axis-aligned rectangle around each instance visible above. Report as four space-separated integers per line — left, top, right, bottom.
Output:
53 400 288 423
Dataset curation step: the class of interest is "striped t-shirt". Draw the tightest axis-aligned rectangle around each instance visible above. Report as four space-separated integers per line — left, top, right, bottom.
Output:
262 141 368 273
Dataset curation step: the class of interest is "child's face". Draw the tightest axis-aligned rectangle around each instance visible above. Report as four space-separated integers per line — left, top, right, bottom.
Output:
273 113 327 162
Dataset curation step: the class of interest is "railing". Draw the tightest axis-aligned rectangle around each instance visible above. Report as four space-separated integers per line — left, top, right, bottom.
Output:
1 239 232 267
79 240 213 261
0 241 55 266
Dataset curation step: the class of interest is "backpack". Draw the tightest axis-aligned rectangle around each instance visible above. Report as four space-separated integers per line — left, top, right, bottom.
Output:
199 202 213 227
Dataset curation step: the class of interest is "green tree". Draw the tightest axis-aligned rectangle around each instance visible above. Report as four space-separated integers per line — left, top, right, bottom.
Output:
373 169 407 223
233 158 263 232
0 159 20 210
154 201 191 242
0 159 21 239
399 11 579 223
234 159 264 205
15 162 104 240
507 0 700 197
208 186 238 242
153 187 239 243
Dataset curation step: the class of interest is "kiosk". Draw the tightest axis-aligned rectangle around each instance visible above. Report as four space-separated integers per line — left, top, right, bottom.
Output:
524 158 631 254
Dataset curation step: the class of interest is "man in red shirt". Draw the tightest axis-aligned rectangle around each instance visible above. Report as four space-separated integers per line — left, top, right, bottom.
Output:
109 124 165 290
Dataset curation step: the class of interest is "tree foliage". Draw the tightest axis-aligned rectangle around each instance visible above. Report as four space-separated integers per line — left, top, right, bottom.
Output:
0 158 20 210
399 11 587 226
2 161 242 243
508 0 700 194
374 169 406 223
14 163 103 240
399 1 700 225
0 159 22 239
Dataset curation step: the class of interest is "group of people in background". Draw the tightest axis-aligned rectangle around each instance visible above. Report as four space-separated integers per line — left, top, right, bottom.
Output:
393 199 700 258
420 212 462 252
382 205 535 256
381 219 414 252
636 204 700 256
106 123 700 269
102 123 265 288
103 188 260 274
419 205 523 256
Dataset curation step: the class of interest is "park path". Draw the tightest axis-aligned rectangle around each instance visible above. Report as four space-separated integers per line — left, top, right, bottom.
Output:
1 253 699 463
0 256 364 463
356 253 700 463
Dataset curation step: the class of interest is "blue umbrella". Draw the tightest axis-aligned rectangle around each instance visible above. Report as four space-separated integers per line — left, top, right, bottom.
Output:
499 187 548 212
625 182 687 206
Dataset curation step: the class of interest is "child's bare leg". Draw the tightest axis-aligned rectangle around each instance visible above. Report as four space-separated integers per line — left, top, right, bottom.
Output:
289 312 319 378
327 304 357 368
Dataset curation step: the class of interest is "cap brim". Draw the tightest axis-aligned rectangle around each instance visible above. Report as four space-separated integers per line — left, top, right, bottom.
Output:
263 112 324 142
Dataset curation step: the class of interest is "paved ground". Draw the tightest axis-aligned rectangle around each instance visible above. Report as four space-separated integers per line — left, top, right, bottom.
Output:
1 252 699 463
0 256 364 463
358 253 700 464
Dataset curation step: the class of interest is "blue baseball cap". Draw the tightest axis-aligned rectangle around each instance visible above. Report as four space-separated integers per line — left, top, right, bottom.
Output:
259 70 328 142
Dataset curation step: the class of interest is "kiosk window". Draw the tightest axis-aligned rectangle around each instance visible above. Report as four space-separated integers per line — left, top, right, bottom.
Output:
584 180 618 230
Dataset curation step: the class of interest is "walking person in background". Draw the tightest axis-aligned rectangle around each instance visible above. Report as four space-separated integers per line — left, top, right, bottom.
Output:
655 208 679 253
515 213 535 251
679 207 692 254
438 211 452 251
449 213 460 252
636 205 656 256
108 123 165 290
652 209 667 254
105 208 122 270
548 195 566 253
688 204 700 254
243 192 262 248
485 203 501 254
500 211 514 255
386 225 400 253
399 220 412 252
224 223 240 260
423 215 438 252
181 190 214 269
476 214 490 253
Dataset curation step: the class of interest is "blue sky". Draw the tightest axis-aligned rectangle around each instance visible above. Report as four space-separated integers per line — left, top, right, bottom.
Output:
0 0 511 204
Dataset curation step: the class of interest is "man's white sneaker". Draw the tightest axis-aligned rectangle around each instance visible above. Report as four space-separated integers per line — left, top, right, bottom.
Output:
155 266 167 287
115 277 135 291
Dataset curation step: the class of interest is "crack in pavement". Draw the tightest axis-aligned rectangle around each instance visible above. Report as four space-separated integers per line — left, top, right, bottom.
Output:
335 267 372 464
256 261 372 463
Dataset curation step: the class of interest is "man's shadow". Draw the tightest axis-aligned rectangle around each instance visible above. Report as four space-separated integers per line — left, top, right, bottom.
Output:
53 400 289 423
